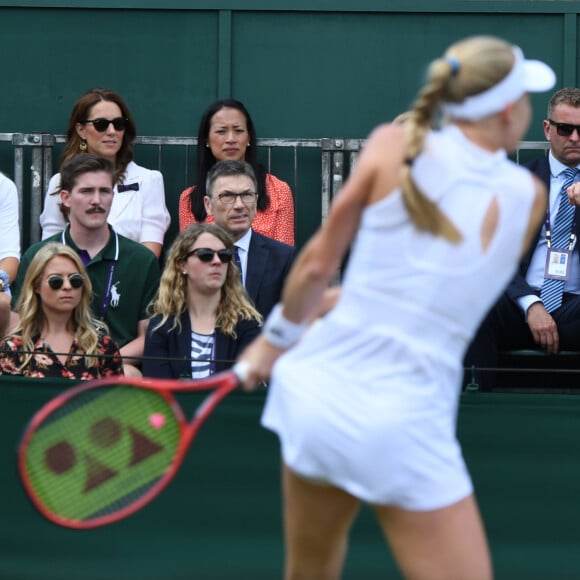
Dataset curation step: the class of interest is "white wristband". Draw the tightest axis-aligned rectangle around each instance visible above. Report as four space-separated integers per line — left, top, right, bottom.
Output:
263 304 307 350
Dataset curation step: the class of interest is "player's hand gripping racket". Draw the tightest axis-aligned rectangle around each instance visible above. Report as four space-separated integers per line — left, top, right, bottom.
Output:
18 361 249 529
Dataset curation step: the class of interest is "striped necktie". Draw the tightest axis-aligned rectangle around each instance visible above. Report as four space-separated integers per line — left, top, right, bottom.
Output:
540 167 578 312
234 246 243 284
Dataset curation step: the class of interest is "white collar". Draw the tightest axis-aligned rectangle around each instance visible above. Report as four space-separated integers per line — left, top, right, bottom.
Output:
548 151 580 180
61 225 120 261
234 228 252 253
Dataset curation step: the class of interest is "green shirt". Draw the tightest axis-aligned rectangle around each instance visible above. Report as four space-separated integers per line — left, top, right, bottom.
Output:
13 227 160 347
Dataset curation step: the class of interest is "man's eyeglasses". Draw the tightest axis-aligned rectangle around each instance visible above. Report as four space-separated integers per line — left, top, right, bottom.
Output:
548 119 580 138
82 117 128 132
186 248 233 263
216 191 257 205
47 274 84 290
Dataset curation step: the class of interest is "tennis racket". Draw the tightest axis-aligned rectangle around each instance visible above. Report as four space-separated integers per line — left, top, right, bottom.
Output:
18 361 249 529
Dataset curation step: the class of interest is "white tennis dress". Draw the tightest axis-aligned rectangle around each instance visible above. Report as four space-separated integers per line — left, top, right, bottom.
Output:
262 125 536 510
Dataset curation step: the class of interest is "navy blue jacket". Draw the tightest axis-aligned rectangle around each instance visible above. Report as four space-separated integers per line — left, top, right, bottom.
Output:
142 311 260 379
245 230 296 319
506 153 580 302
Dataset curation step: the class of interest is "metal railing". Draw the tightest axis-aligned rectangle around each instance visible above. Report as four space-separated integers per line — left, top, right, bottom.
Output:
0 132 550 250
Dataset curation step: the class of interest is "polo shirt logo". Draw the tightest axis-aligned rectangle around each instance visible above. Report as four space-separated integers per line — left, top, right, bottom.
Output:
110 282 121 308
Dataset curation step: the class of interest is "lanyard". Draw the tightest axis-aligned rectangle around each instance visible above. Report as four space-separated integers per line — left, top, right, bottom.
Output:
62 228 120 321
99 260 117 321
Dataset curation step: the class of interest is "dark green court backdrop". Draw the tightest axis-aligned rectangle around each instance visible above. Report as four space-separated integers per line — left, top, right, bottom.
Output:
2 377 580 579
1 5 580 577
1 1 579 249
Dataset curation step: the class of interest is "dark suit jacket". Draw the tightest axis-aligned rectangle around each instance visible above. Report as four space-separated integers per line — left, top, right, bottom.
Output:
142 311 261 379
506 153 580 301
245 230 296 318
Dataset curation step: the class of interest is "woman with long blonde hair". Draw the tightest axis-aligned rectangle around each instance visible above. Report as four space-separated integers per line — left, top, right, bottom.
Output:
0 243 123 378
239 36 555 579
143 223 262 378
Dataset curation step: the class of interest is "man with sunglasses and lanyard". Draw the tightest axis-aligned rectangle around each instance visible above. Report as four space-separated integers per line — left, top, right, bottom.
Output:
11 154 160 376
465 87 580 391
203 160 295 319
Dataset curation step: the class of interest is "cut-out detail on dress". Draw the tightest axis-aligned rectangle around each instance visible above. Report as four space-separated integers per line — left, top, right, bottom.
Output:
480 196 499 253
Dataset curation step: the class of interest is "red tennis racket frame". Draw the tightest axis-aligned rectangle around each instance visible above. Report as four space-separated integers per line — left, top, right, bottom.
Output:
18 363 247 529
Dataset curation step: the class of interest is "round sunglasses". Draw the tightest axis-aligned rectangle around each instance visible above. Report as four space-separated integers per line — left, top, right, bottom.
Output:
186 248 233 263
47 274 84 290
82 117 128 132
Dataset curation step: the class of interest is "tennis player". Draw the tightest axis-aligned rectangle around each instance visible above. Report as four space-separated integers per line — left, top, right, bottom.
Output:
239 36 555 579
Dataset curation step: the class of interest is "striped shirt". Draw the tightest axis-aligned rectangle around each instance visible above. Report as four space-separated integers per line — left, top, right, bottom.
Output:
190 331 215 379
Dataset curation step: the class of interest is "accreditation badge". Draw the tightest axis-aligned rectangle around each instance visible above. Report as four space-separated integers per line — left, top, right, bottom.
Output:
544 248 572 280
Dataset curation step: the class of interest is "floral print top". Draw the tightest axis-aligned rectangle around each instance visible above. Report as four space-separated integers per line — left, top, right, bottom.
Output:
0 332 124 379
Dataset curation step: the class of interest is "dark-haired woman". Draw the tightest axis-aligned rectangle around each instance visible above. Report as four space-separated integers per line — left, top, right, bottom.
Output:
40 88 170 259
178 99 295 245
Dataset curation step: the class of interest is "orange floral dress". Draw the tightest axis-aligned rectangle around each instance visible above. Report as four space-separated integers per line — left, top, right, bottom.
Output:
178 173 295 246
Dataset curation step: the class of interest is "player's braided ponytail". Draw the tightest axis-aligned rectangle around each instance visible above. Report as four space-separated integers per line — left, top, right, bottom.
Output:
401 57 462 242
400 36 515 243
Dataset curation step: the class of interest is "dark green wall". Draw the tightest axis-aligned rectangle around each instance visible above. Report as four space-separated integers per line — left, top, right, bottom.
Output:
1 1 579 249
2 3 577 137
2 377 580 579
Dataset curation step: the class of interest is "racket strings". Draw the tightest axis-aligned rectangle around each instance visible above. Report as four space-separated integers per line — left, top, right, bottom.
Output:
24 385 181 522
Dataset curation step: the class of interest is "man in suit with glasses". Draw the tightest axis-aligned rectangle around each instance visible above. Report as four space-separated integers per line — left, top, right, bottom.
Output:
203 160 295 319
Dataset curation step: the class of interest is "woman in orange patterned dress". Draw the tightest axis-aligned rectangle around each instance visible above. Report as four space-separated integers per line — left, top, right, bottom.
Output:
178 99 295 245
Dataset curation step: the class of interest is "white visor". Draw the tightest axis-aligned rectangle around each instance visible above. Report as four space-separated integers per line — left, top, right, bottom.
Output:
441 46 556 121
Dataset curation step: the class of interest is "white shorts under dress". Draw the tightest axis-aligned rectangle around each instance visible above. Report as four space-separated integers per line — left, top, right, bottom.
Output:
262 317 474 510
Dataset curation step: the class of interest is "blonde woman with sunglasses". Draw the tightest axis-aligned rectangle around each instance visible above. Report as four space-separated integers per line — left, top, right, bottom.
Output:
0 243 123 379
143 223 262 379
